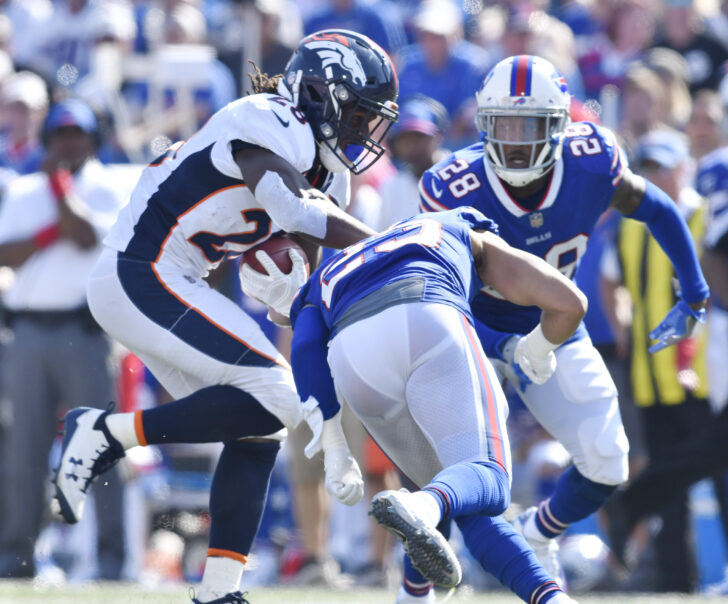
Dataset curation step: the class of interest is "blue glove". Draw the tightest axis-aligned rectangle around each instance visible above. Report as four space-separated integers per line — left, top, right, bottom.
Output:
498 335 533 391
648 299 706 353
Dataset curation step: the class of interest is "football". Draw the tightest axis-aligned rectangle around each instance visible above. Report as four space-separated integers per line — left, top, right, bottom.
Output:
241 235 310 276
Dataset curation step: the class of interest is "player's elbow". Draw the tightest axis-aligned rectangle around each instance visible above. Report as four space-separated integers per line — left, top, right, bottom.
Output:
565 285 588 322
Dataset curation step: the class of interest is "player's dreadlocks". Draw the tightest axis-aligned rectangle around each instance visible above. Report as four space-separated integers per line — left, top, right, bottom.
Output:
247 60 282 95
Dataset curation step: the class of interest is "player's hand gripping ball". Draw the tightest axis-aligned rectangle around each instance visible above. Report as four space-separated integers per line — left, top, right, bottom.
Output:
240 235 310 318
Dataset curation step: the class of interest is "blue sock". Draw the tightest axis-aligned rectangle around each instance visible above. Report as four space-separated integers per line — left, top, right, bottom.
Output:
209 439 280 555
423 461 510 520
142 385 284 444
402 555 432 597
456 514 562 602
535 466 617 538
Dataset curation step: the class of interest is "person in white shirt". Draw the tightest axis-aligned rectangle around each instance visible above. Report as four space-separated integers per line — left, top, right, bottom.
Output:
0 98 129 579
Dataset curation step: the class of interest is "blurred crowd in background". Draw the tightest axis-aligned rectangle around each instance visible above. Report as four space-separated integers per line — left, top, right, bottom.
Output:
0 0 728 598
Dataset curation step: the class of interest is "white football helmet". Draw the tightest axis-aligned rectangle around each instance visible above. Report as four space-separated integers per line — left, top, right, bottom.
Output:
475 55 571 187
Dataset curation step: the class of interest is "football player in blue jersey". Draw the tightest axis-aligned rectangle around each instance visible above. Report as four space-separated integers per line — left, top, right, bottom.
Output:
285 207 586 604
50 30 398 604
415 54 710 594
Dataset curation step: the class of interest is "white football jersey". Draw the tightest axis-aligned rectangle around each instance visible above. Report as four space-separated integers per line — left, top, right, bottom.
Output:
104 93 350 278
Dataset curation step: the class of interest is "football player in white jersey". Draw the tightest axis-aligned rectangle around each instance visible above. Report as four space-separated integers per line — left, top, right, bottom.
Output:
52 30 398 604
413 54 709 599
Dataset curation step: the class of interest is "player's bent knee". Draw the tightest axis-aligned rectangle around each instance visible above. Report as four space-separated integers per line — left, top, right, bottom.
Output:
575 412 629 486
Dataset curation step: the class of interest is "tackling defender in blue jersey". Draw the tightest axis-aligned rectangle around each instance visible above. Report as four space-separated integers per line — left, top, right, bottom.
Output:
415 54 710 593
285 207 585 604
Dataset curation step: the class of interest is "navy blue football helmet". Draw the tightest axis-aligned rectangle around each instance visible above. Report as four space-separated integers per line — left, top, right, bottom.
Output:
282 29 399 174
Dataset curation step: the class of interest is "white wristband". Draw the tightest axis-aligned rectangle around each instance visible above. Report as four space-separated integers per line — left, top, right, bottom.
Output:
522 323 558 359
321 410 348 452
255 171 328 239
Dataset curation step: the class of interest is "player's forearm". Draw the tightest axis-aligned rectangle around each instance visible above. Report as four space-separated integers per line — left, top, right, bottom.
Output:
627 180 709 304
298 209 376 250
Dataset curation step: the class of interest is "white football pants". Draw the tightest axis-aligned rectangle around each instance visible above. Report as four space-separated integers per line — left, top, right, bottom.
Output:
327 302 511 488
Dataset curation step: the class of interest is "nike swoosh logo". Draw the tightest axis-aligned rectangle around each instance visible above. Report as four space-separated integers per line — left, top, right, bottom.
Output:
431 181 443 198
271 110 289 127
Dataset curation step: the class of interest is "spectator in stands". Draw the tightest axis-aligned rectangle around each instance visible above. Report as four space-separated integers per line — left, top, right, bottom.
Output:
686 88 724 161
304 0 406 56
396 0 490 149
0 70 49 175
577 0 657 101
31 0 136 93
643 47 693 131
374 95 449 232
0 99 128 580
617 63 673 154
0 0 52 71
655 0 728 92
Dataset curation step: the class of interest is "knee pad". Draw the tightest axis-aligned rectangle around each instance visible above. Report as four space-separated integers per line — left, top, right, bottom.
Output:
575 408 629 486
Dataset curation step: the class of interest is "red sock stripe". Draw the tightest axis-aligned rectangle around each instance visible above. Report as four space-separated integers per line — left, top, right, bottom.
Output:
424 486 450 520
538 501 568 535
404 577 434 596
530 580 560 604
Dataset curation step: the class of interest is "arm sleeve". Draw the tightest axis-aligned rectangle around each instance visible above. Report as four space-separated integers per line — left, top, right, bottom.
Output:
627 180 710 304
290 305 341 420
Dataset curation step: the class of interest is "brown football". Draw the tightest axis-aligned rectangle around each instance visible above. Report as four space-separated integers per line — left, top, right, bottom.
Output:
241 235 310 276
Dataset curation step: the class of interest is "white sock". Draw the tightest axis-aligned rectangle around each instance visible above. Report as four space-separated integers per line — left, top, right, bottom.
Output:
524 512 550 543
411 491 442 527
196 556 245 602
105 412 139 450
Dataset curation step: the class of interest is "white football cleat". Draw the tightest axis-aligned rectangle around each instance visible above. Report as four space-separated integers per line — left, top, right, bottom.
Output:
512 506 567 590
52 406 125 524
370 489 462 588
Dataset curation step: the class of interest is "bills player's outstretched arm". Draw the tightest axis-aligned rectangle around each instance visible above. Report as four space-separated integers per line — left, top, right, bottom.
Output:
610 168 708 352
409 53 709 599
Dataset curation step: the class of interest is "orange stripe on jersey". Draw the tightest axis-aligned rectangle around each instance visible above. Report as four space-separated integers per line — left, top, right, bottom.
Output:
134 409 148 446
461 315 506 471
153 184 247 263
149 262 287 368
207 548 248 564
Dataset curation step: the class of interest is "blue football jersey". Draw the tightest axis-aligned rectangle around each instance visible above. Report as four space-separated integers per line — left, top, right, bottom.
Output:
420 121 627 333
290 207 498 331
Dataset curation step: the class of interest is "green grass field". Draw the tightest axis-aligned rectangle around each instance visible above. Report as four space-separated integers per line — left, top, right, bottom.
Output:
2 582 728 604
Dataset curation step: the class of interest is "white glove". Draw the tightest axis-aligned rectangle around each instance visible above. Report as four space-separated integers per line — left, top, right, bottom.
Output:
300 397 324 459
324 446 364 506
513 324 558 385
240 248 308 317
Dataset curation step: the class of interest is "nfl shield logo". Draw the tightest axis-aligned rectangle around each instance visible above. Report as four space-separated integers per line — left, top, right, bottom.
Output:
529 212 544 228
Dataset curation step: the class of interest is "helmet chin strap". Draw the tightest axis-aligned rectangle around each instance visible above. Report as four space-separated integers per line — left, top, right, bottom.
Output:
317 141 350 173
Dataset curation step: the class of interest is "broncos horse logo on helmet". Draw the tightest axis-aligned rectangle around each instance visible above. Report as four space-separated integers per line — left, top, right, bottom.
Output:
282 30 399 175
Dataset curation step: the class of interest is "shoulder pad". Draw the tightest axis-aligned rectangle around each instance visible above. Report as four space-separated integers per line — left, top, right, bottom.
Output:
226 94 317 172
563 122 627 185
419 145 485 213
